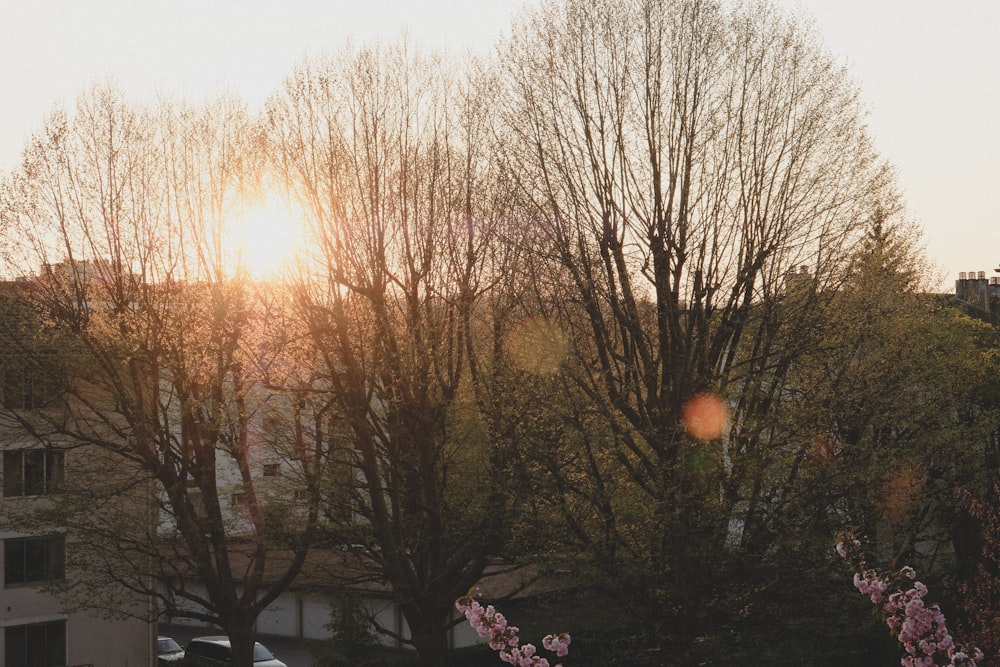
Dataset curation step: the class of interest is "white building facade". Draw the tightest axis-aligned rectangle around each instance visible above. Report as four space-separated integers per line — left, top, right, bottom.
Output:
0 432 152 665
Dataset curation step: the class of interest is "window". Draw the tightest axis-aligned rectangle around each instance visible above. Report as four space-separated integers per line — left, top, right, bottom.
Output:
5 620 66 667
231 492 247 506
186 639 232 661
2 352 63 410
186 487 207 519
3 449 63 497
264 402 313 460
263 463 280 477
4 536 65 586
262 412 286 446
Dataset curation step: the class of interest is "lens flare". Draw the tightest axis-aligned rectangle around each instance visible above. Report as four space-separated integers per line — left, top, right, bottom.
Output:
882 463 925 522
506 317 568 376
811 434 835 463
682 392 729 441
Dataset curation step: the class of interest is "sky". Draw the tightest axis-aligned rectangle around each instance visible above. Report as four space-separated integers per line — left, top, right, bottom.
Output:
1 0 997 289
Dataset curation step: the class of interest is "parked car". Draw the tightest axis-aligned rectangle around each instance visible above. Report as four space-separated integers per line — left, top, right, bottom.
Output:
157 636 186 665
183 636 287 667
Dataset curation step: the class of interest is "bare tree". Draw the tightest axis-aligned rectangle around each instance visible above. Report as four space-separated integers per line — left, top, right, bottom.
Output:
496 0 898 653
266 45 524 665
0 84 324 667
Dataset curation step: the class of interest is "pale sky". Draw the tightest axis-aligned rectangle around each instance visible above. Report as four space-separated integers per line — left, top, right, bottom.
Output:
785 0 1000 289
1 1 996 289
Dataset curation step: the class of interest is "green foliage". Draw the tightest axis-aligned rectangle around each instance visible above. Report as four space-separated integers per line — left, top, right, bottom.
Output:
328 593 380 656
2 2 997 664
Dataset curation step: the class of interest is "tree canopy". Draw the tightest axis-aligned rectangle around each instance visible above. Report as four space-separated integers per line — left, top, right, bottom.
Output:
0 2 995 666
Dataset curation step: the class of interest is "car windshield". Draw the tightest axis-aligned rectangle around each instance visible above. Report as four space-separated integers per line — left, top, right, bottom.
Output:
158 638 183 653
253 643 275 661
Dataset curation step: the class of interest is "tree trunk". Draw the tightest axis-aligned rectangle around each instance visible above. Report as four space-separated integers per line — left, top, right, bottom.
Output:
406 607 451 667
226 621 259 667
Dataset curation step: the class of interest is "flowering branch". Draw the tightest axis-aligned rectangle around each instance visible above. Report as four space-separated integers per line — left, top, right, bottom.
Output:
455 590 571 667
837 532 983 667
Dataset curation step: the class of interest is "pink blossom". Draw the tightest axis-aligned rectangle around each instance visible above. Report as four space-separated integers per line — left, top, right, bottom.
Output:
543 633 572 657
836 533 982 667
457 592 571 667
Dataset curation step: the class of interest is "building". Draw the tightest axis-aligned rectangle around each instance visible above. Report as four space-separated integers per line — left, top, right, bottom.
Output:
0 263 513 662
0 407 152 665
0 280 153 666
955 270 1000 316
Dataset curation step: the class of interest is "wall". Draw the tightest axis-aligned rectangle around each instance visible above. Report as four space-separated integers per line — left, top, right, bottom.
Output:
0 529 152 666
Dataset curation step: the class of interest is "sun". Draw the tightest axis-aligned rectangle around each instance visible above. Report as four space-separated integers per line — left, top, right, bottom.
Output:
228 195 306 280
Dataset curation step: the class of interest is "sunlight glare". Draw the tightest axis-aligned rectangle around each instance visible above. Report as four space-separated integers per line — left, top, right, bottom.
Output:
228 195 306 280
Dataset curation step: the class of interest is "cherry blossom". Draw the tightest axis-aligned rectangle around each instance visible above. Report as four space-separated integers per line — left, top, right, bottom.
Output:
456 590 571 667
837 533 984 667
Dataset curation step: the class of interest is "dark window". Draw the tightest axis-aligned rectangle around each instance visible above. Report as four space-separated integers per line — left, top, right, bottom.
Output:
264 401 310 459
5 620 66 667
4 536 65 586
3 449 63 497
262 412 285 446
2 352 63 410
187 487 207 519
263 463 280 477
